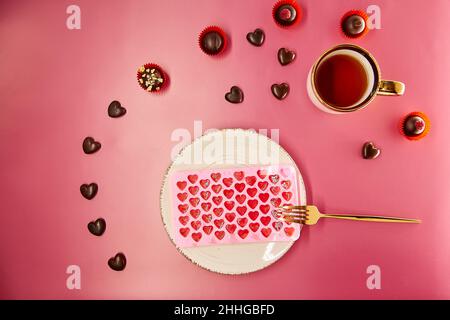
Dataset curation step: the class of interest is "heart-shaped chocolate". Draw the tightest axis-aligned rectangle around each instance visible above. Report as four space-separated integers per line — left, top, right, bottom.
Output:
82 137 101 154
87 218 106 236
271 83 290 100
80 183 98 200
225 86 244 104
278 48 296 66
108 253 126 271
108 100 127 118
246 28 265 47
362 142 381 159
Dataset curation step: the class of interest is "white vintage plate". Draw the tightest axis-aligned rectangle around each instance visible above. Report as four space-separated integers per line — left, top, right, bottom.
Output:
160 129 306 274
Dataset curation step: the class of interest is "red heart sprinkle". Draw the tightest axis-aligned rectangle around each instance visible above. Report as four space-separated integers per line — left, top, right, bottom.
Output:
214 219 224 229
270 198 281 207
248 211 259 221
261 228 272 238
190 209 200 219
226 224 237 234
224 201 235 210
212 196 223 206
260 216 271 226
200 191 211 200
188 186 199 195
257 169 267 179
249 222 260 232
178 204 189 213
177 192 188 202
259 193 269 202
260 205 270 214
272 221 283 231
282 192 292 201
236 206 247 216
189 198 200 207
224 189 234 199
258 181 268 191
223 178 233 187
281 180 291 189
188 175 198 184
179 228 190 237
247 188 257 197
233 171 245 181
237 217 248 227
177 181 187 190
203 225 213 235
235 194 246 204
284 227 295 237
201 202 212 212
215 230 225 240
211 184 222 194
201 214 212 223
191 221 201 230
247 199 258 209
191 232 202 242
211 173 221 182
225 212 236 222
245 176 257 186
199 179 210 189
235 183 245 193
269 175 280 184
270 186 280 195
238 229 249 239
213 208 224 217
179 216 189 226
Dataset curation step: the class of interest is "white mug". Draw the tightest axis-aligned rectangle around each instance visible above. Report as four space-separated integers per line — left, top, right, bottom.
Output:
307 44 405 114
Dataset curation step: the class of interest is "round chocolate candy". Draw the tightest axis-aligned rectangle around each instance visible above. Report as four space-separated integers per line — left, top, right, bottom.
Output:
343 15 365 36
401 112 430 140
137 63 166 93
340 10 369 38
272 0 302 28
275 4 297 26
201 31 224 55
199 26 227 56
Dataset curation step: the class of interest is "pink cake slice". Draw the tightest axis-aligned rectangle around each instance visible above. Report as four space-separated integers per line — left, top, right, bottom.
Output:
171 165 301 248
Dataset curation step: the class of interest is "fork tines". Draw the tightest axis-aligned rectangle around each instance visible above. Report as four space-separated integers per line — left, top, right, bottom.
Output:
272 206 309 224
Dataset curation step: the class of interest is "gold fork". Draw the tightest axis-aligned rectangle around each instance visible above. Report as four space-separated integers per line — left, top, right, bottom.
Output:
273 205 421 225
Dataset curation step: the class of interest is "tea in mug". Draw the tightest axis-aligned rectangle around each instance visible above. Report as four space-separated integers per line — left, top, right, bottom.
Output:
314 54 368 109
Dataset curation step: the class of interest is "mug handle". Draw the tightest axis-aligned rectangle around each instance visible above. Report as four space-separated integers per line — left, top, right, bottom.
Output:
378 80 405 96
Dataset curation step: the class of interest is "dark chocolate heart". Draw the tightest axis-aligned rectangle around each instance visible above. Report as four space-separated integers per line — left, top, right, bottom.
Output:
82 137 101 154
246 28 265 47
108 253 126 271
362 142 381 159
225 86 244 104
108 100 127 118
88 218 106 236
278 48 296 66
271 83 290 100
80 183 98 200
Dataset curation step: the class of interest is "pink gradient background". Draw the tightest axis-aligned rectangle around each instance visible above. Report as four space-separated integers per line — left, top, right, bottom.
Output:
1 0 450 299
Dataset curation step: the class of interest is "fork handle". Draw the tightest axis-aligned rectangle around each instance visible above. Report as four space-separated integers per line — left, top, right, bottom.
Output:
321 214 421 224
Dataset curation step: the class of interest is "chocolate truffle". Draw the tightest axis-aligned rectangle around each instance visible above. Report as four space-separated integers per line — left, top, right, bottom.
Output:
275 4 297 26
199 26 227 56
340 10 369 38
401 112 430 140
273 1 301 27
202 31 224 54
137 64 165 92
